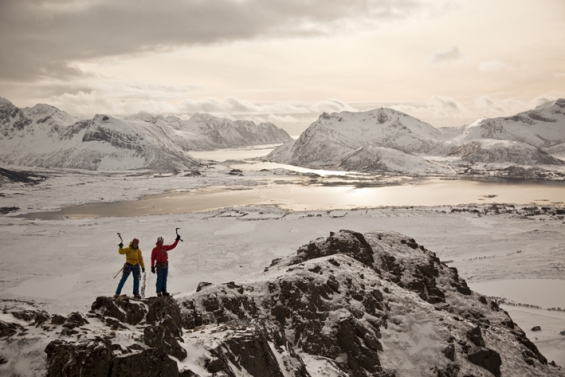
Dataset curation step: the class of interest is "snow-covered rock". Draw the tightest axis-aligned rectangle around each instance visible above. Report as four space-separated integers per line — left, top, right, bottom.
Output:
266 108 446 173
338 145 454 175
546 142 565 157
22 103 78 128
126 111 293 151
448 139 564 165
266 100 565 175
174 112 293 150
0 98 291 171
2 230 562 376
449 99 565 148
0 97 32 135
175 230 562 377
0 99 199 171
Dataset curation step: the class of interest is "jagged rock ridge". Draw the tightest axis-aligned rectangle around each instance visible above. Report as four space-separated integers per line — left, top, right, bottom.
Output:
1 230 561 376
125 111 293 151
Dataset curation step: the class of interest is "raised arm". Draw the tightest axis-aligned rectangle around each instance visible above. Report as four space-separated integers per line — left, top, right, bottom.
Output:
118 244 130 255
163 239 179 252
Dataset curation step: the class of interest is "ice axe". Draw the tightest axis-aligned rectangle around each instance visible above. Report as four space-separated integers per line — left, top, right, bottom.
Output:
113 232 125 278
175 228 183 242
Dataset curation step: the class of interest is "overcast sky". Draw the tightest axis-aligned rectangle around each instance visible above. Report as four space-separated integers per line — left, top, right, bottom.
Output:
1 0 564 133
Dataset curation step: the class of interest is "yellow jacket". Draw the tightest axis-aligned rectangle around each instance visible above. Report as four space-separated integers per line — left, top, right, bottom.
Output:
119 240 145 268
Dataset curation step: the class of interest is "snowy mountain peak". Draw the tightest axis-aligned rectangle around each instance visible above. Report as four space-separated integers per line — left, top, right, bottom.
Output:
26 103 59 113
451 100 565 148
188 112 219 123
125 111 165 124
0 96 15 106
266 106 445 170
0 98 32 133
534 98 565 111
22 103 77 126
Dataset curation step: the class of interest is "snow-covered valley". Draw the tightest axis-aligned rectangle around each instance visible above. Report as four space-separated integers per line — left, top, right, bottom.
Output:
0 160 564 375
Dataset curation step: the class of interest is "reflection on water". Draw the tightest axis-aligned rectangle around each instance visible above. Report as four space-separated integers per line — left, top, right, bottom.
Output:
189 144 280 162
191 144 370 177
20 178 565 220
15 144 565 220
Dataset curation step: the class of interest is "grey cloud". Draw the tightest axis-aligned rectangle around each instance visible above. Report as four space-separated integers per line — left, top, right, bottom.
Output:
432 95 463 111
429 46 465 64
1 0 443 81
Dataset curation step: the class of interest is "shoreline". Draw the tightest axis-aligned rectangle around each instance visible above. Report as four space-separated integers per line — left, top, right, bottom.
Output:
1 166 564 219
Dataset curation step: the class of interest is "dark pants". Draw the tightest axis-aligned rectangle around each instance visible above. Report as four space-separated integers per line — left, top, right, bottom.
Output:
156 263 168 293
116 263 140 295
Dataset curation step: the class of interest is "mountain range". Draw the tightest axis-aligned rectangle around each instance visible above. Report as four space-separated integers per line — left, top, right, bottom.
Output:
2 96 565 176
0 98 292 171
266 99 565 176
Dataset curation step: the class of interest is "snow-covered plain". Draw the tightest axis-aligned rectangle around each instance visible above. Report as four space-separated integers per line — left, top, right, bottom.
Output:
1 153 565 369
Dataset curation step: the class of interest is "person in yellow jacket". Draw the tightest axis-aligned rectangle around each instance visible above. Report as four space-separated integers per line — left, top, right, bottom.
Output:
114 238 145 299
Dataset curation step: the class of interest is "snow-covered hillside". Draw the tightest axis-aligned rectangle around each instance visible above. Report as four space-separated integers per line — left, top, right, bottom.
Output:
265 100 565 176
268 108 444 167
1 230 562 377
0 98 199 171
179 113 293 150
21 103 78 128
0 98 291 171
449 99 565 148
127 111 293 151
448 139 564 165
338 145 453 175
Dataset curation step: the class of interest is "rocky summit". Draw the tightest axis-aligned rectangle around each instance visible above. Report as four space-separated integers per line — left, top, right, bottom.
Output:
0 230 563 377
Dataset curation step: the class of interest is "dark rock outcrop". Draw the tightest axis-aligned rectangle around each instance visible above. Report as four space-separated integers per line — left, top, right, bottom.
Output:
467 348 502 377
144 320 187 361
45 339 113 377
111 348 179 377
207 324 303 377
90 296 147 325
0 320 23 338
466 326 485 347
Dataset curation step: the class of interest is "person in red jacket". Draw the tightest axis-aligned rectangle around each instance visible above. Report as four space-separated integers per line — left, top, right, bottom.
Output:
151 235 180 296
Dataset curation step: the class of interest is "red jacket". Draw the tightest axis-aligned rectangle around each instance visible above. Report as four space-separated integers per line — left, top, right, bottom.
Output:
151 239 179 267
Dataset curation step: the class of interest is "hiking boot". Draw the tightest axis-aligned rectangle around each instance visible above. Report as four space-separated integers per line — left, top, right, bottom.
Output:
134 294 141 299
162 291 170 297
113 294 119 298
157 292 162 297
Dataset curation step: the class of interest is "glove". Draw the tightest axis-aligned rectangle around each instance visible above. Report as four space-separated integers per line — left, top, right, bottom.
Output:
151 267 155 274
119 243 123 248
142 268 145 273
176 235 181 241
